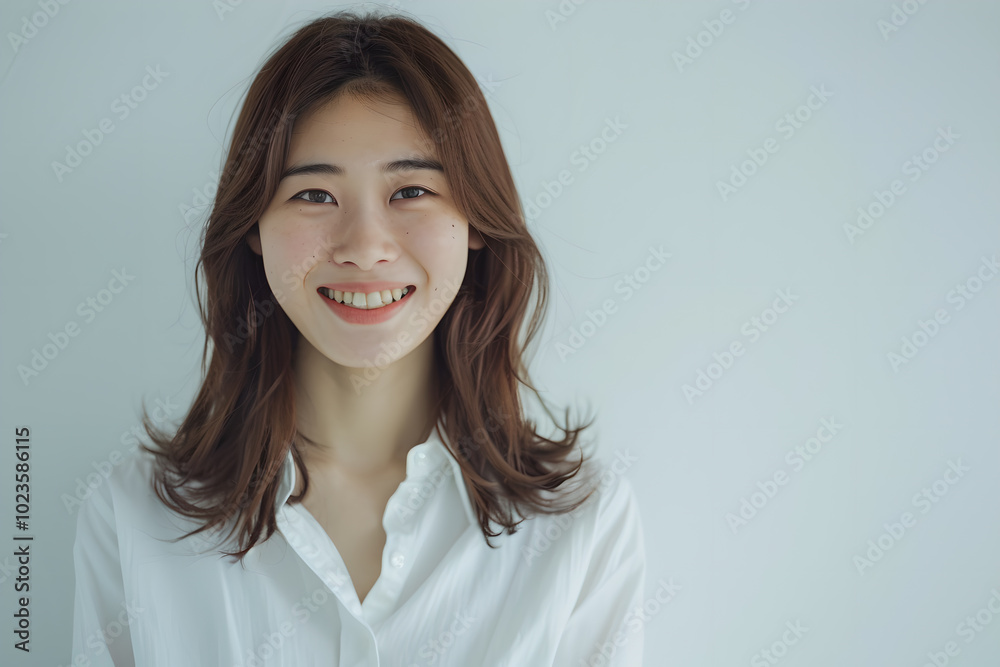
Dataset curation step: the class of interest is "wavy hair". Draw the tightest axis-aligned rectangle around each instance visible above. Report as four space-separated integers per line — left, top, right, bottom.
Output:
138 9 598 559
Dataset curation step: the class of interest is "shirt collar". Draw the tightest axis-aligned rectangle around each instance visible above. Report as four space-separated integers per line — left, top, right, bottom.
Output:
274 421 477 528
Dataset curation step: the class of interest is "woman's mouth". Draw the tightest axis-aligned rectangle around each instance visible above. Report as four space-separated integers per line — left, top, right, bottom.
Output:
318 286 414 310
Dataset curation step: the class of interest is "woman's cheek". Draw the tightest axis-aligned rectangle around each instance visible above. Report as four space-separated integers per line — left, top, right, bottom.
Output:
415 214 468 251
259 238 304 295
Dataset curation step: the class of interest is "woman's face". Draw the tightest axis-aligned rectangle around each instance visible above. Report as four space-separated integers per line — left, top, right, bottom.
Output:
247 90 484 371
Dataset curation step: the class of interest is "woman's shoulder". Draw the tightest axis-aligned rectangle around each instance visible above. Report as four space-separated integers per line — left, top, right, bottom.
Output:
105 445 162 505
580 448 643 540
582 447 641 510
515 447 644 561
76 447 156 528
74 445 180 533
75 445 239 556
71 446 159 558
556 446 642 524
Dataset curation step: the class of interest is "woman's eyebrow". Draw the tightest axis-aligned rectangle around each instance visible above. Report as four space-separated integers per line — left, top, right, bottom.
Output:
279 157 444 182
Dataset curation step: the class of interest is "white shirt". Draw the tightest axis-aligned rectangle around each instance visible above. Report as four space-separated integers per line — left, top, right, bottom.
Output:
71 425 646 666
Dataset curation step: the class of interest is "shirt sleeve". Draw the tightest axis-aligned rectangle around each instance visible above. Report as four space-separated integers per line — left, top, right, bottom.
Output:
552 475 647 666
71 478 136 667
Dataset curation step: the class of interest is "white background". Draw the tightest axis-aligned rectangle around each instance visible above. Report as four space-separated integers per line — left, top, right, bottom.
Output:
1 0 999 665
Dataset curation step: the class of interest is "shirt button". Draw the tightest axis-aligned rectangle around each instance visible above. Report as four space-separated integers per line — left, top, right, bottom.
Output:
414 450 427 466
390 551 405 568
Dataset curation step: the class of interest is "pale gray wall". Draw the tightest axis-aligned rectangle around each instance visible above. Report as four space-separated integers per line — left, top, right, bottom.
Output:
1 1 998 665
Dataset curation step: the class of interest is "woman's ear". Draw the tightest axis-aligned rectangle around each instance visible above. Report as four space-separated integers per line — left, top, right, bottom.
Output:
468 225 486 250
247 224 262 255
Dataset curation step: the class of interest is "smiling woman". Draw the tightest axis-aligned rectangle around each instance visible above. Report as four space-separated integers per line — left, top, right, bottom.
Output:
70 9 645 666
248 90 483 339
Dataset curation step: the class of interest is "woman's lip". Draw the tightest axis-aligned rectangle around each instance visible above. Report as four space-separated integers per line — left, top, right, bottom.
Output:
319 286 412 324
318 282 414 293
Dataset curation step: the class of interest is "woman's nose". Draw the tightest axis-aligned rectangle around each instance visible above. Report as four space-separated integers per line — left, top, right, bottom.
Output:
328 203 399 271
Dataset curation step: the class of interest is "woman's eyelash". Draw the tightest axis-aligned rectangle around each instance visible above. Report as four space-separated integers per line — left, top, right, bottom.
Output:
391 186 431 200
292 189 335 204
291 186 433 204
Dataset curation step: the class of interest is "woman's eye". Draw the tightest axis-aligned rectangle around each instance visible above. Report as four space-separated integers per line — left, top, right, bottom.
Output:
292 189 335 204
390 186 429 201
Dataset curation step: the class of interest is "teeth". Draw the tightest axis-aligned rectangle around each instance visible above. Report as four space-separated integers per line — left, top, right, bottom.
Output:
320 286 410 310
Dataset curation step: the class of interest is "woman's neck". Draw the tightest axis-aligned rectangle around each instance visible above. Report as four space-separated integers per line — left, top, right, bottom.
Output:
291 333 440 476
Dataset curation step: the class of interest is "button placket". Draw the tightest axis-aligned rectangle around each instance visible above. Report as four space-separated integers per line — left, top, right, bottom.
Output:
382 518 410 576
277 504 361 618
384 453 446 571
362 520 411 625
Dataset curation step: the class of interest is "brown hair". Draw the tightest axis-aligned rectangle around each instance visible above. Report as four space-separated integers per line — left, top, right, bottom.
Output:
138 9 598 558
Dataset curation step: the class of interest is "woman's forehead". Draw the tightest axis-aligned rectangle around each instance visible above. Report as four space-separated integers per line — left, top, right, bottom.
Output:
294 95 424 138
287 95 436 164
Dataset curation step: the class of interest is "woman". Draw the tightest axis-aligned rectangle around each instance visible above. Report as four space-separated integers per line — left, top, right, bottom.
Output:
71 10 646 666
